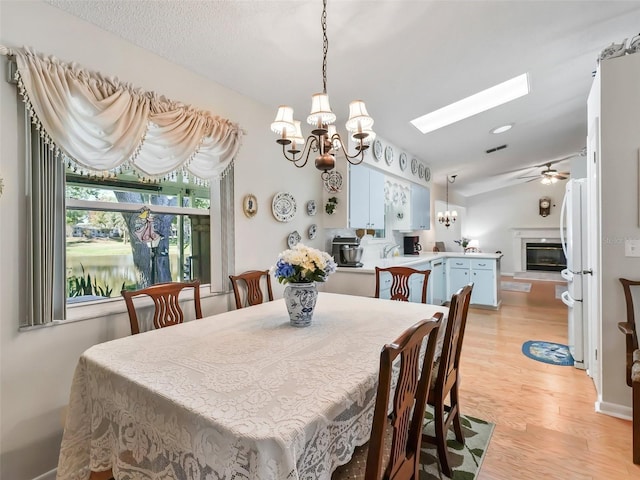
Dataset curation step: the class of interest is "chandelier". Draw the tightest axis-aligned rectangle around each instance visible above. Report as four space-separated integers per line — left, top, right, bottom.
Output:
437 175 458 228
270 0 375 180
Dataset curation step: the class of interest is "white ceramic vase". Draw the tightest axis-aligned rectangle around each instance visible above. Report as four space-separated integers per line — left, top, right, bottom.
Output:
283 282 318 327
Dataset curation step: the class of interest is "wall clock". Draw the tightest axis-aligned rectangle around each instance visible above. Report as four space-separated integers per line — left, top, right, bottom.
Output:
539 197 551 217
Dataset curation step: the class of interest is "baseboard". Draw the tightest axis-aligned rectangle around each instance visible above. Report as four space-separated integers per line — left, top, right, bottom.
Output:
596 400 632 420
32 468 56 480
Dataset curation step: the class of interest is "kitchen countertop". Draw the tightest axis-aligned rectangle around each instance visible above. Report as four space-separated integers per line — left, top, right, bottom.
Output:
337 252 503 274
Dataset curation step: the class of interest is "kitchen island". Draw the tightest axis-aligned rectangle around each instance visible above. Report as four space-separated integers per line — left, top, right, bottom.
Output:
323 252 503 309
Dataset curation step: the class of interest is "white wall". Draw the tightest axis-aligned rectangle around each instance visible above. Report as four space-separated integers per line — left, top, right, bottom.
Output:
463 180 567 275
0 2 323 479
591 53 640 412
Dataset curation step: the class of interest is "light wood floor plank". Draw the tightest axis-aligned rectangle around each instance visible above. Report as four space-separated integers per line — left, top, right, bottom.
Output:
460 277 640 479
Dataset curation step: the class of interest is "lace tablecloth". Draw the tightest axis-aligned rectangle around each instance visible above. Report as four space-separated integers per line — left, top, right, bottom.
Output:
57 293 448 480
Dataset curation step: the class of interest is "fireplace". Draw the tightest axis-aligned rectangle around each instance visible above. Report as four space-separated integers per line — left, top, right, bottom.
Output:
525 242 566 272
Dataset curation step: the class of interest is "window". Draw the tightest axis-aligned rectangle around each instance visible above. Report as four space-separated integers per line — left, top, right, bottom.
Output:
22 120 235 327
65 172 212 304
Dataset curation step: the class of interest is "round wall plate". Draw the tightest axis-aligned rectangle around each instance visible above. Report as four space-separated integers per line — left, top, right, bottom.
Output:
411 158 418 175
384 145 394 166
372 139 383 161
424 166 431 182
399 152 407 171
272 192 297 222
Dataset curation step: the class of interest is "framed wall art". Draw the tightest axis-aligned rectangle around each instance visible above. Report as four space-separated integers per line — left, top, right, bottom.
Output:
243 194 258 218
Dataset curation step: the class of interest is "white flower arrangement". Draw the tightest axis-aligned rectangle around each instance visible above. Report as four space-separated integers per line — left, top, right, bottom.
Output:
273 243 337 284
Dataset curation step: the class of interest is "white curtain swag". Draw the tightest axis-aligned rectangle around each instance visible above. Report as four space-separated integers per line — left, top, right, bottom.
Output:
1 45 243 180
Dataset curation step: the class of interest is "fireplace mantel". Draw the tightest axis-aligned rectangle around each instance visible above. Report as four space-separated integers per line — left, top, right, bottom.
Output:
511 228 564 273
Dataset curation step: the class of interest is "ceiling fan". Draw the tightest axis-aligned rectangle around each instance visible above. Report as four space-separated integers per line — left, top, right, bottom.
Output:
519 163 570 184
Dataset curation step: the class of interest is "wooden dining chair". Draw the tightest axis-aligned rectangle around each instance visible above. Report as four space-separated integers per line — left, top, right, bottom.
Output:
618 278 640 464
332 313 443 480
618 278 640 387
229 270 274 309
422 283 473 478
121 280 202 335
374 266 431 303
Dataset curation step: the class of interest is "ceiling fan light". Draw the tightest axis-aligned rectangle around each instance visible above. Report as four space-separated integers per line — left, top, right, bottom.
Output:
345 100 374 133
307 93 336 126
271 105 296 135
541 177 551 185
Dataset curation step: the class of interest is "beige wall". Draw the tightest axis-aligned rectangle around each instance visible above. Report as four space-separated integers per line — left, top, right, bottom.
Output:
0 2 323 479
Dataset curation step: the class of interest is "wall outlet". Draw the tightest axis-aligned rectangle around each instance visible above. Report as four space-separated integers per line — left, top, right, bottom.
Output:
624 239 640 257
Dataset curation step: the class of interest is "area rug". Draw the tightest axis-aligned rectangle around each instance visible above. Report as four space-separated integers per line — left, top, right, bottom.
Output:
521 340 574 366
420 406 495 479
555 284 568 299
500 281 532 293
513 271 563 282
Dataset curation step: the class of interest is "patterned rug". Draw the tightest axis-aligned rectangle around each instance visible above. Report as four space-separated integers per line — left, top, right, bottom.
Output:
420 406 495 479
521 340 574 366
500 281 532 293
555 284 568 299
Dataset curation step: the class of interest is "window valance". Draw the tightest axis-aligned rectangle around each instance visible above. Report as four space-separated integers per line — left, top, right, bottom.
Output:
1 45 243 180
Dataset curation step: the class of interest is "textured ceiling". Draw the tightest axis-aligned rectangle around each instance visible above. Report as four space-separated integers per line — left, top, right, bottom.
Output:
47 0 640 196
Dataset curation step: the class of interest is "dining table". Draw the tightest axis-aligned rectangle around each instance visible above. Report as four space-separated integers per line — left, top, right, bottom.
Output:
56 292 448 480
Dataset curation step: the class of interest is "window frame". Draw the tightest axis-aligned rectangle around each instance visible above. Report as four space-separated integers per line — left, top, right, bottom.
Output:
20 110 235 329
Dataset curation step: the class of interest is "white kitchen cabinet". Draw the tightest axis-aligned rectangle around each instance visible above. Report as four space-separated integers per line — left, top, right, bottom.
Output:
410 184 430 230
349 164 385 229
447 257 500 308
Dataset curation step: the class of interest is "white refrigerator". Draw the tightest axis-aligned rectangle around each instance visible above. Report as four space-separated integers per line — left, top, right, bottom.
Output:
560 178 588 370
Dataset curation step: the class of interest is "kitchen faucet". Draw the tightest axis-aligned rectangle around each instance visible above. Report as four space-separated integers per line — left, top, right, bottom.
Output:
382 243 400 258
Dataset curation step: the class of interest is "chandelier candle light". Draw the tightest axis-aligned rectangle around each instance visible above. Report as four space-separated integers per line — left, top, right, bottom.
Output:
271 0 375 180
438 175 458 228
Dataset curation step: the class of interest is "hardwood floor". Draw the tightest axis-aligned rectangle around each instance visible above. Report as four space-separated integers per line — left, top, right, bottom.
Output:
460 278 639 479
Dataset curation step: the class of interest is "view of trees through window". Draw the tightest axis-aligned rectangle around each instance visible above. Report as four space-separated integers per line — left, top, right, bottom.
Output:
65 172 211 303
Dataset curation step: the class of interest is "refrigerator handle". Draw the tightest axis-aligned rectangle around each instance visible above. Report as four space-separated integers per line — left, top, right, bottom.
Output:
560 190 568 259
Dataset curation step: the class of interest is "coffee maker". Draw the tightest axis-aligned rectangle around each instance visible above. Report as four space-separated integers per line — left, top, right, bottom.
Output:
403 236 422 255
331 236 363 267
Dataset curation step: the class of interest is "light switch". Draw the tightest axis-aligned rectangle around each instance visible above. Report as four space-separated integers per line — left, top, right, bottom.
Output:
625 239 640 257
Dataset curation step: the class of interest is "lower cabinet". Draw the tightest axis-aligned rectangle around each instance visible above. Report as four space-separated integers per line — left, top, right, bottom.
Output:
447 257 500 308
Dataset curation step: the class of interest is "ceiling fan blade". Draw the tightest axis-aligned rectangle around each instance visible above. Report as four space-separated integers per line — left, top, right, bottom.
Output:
555 174 569 180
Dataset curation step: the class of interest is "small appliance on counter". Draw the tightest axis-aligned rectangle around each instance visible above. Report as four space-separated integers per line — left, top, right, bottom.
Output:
331 236 363 267
403 235 422 255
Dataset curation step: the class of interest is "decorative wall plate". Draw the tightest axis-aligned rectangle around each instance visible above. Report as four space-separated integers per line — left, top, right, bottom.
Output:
424 166 431 182
242 194 258 218
418 163 425 179
384 145 394 166
372 139 383 161
308 224 317 240
307 200 317 216
324 170 343 193
287 230 301 248
272 192 297 222
399 152 407 171
411 158 418 175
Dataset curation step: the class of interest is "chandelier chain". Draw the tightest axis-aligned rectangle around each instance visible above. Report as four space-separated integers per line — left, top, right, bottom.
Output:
322 0 328 94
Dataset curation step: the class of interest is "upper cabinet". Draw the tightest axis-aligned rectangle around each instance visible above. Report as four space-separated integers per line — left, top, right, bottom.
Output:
349 164 385 229
409 183 430 230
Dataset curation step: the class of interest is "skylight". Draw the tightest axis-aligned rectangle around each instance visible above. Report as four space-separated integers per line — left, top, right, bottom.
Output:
410 73 530 134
